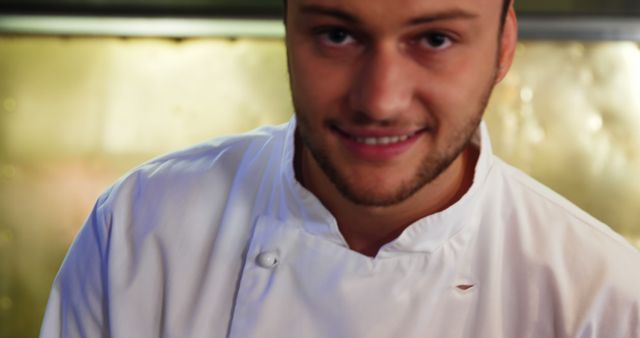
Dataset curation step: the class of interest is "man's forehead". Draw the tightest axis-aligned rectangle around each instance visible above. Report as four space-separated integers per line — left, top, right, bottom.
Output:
289 0 501 12
288 0 502 23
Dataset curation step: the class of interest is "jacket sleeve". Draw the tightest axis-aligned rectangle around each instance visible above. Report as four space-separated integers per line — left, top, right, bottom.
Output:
39 192 112 338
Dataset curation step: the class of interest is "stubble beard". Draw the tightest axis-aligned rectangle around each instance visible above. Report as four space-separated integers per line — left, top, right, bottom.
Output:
294 82 495 208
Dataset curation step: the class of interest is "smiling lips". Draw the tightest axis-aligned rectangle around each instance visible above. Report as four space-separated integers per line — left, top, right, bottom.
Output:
352 132 418 145
331 124 426 161
332 125 424 145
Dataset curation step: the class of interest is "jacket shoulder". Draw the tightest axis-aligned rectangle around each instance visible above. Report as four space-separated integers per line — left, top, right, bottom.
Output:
492 158 640 280
137 123 288 180
493 156 636 251
488 157 640 335
104 123 288 202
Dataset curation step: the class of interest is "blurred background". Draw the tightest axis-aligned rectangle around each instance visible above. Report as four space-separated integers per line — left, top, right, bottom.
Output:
0 0 639 336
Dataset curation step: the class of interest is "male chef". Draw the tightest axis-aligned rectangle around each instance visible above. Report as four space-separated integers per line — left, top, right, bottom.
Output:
40 0 640 337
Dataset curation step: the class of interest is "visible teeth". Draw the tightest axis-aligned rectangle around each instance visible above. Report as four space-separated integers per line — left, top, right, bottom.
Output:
354 133 414 145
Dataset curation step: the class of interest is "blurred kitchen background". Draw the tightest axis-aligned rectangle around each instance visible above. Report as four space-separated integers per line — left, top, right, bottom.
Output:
1 0 639 336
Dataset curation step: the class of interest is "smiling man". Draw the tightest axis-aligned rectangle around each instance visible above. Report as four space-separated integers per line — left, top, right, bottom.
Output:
40 0 640 337
287 0 514 256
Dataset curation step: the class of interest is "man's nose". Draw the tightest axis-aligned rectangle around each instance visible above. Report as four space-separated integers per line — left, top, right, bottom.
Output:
348 45 414 121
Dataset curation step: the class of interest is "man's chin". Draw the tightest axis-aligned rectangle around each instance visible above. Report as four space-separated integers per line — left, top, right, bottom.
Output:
333 180 423 207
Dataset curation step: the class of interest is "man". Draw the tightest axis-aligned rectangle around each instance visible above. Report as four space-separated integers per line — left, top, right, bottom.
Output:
40 0 640 337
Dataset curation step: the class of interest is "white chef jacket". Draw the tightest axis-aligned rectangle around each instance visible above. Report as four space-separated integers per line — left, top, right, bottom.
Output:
40 118 640 338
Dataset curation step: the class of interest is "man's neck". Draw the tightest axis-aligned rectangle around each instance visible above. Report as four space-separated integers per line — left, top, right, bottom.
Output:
296 143 479 258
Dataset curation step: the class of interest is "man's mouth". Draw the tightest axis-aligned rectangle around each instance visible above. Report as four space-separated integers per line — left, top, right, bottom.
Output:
331 125 424 146
327 124 429 161
351 132 420 145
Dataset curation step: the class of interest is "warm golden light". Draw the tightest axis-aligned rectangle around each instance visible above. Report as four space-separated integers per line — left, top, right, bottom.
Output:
486 41 640 243
0 36 638 338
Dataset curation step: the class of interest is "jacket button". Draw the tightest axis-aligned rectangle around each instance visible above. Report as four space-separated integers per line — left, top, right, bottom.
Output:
256 251 279 268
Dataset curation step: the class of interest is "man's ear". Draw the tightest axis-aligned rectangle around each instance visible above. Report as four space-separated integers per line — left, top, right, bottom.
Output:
495 6 518 84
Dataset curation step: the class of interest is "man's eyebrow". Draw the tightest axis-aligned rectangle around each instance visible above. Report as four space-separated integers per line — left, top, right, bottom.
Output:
299 5 359 24
408 9 479 25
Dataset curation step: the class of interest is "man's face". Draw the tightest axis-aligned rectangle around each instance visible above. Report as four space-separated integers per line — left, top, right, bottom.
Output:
286 0 515 206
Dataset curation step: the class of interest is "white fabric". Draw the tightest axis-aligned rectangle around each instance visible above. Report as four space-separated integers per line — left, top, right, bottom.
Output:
40 118 640 338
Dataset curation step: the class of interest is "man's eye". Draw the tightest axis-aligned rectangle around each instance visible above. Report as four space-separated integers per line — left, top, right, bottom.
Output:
419 33 453 50
317 28 356 46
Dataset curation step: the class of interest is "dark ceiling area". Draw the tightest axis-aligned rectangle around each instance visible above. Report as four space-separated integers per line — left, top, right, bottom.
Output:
0 0 284 18
0 0 639 18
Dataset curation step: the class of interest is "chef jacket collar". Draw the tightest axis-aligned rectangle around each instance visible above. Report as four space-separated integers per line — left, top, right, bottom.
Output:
281 116 494 259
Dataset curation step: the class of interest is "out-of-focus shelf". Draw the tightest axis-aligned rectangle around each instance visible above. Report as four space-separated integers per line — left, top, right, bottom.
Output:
1 15 640 41
519 16 640 41
0 15 285 38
